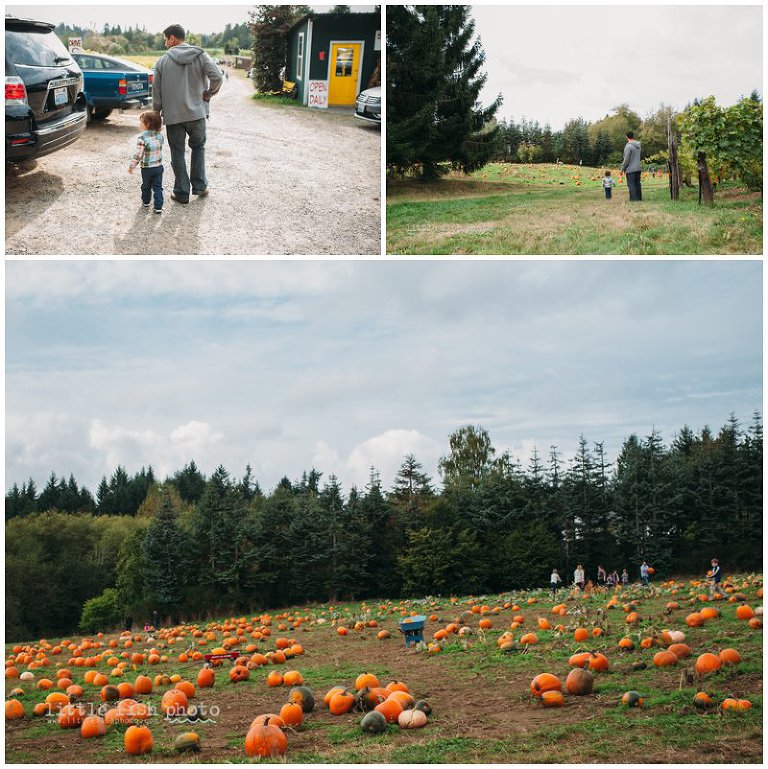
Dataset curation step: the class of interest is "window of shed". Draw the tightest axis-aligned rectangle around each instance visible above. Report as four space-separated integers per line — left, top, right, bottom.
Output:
297 33 305 80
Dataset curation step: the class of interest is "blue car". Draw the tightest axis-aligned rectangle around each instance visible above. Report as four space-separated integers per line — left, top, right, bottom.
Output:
71 52 153 121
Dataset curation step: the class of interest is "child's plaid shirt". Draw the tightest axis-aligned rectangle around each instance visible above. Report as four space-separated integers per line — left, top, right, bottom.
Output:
130 130 164 169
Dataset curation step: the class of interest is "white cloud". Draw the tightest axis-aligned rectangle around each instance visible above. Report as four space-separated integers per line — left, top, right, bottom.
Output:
312 430 443 490
5 261 762 496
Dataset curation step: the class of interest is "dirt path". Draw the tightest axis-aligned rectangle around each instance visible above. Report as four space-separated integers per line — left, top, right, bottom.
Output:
5 70 381 255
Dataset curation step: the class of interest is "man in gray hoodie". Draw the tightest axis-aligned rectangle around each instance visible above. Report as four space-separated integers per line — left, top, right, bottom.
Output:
153 24 223 203
621 131 642 202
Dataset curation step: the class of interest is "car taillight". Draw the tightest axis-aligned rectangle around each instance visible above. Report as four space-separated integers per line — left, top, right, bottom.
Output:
148 73 154 85
5 77 28 105
118 79 127 96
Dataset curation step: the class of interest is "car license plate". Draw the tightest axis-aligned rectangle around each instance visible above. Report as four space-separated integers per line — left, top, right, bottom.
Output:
54 87 68 106
128 81 143 91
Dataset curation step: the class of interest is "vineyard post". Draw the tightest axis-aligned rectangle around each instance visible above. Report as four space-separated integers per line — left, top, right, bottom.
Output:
697 152 715 205
667 117 680 201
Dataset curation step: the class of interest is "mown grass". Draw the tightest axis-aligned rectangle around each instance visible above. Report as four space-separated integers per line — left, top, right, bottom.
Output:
386 163 763 254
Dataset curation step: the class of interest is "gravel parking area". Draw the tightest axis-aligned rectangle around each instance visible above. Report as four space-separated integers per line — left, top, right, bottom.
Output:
5 70 381 255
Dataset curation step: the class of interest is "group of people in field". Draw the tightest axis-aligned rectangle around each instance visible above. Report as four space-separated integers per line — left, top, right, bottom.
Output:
548 557 724 597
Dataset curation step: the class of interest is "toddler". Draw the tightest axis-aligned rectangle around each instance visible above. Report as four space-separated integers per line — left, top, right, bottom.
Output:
602 170 617 199
129 111 164 213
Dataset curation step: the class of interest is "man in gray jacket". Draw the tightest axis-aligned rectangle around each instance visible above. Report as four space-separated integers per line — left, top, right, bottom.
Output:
621 131 642 202
154 24 223 203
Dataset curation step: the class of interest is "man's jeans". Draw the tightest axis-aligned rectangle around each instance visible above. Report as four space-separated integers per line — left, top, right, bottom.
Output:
140 165 164 209
626 171 642 201
166 118 207 201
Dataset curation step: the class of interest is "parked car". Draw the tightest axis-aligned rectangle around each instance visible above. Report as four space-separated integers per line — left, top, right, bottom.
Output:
71 52 152 121
355 86 381 125
5 16 87 161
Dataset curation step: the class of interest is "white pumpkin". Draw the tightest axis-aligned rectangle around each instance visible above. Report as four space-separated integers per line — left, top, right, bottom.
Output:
398 708 427 729
19 671 35 682
755 606 763 616
666 630 686 643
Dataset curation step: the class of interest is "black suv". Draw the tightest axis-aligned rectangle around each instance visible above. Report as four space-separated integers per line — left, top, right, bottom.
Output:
6 16 87 161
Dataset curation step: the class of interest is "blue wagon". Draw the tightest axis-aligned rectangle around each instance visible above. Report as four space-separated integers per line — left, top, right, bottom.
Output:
398 615 427 646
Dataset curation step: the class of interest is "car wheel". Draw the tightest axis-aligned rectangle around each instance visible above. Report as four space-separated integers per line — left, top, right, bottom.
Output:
92 108 113 121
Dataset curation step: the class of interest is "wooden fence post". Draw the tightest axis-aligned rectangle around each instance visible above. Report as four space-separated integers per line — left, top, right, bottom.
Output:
697 152 714 205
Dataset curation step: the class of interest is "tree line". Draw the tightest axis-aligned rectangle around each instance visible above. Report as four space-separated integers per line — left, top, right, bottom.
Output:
54 21 253 55
5 414 761 639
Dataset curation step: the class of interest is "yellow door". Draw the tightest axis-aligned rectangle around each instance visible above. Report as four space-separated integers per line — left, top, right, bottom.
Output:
328 43 361 106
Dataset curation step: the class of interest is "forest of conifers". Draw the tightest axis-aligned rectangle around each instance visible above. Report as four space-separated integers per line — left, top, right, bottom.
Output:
5 415 762 639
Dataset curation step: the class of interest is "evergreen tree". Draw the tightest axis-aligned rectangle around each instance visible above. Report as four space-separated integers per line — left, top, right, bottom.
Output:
171 460 207 504
387 5 500 178
141 488 188 621
249 5 310 92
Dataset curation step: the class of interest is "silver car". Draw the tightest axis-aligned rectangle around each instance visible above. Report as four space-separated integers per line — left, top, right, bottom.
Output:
355 86 381 125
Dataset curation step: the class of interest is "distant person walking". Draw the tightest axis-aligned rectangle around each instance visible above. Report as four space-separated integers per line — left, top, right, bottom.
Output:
621 131 642 201
574 564 585 591
621 568 629 586
153 24 222 204
709 558 722 597
640 560 650 587
596 564 607 586
550 568 562 596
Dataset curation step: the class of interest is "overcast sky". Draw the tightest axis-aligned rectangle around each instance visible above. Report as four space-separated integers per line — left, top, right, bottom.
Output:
7 4 376 35
471 4 762 130
6 260 762 497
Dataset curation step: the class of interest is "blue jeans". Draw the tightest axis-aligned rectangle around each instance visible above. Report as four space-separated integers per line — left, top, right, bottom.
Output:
604 186 612 199
626 171 642 201
140 165 164 209
166 118 207 200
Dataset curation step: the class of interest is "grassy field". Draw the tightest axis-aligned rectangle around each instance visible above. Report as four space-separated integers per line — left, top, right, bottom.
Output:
4 575 763 763
386 163 763 255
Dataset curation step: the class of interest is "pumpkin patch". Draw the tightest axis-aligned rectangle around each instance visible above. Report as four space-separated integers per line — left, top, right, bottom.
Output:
2 574 762 763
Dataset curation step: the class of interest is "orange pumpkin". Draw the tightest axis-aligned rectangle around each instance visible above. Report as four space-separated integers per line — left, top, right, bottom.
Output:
374 697 403 723
57 703 86 728
718 648 741 665
329 690 356 715
653 651 678 667
81 715 107 738
668 643 691 659
5 699 24 720
574 627 589 642
283 670 303 687
279 702 304 727
197 667 215 688
161 688 188 716
176 680 196 699
540 690 565 708
229 665 250 683
695 653 722 676
735 605 755 620
693 692 714 711
245 716 287 757
588 653 610 672
124 724 153 755
134 674 153 695
530 673 562 697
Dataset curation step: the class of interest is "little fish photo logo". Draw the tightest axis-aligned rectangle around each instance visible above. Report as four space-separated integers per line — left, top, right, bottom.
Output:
164 702 220 725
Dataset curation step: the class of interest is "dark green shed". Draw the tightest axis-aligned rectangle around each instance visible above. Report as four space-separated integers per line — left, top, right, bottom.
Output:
286 11 381 107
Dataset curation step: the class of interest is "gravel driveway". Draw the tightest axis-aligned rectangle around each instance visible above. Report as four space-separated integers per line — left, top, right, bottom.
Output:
5 70 381 255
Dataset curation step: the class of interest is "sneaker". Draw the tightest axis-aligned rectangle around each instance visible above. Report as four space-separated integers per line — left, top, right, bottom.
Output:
192 188 209 197
154 208 162 214
170 193 189 204
142 202 151 208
